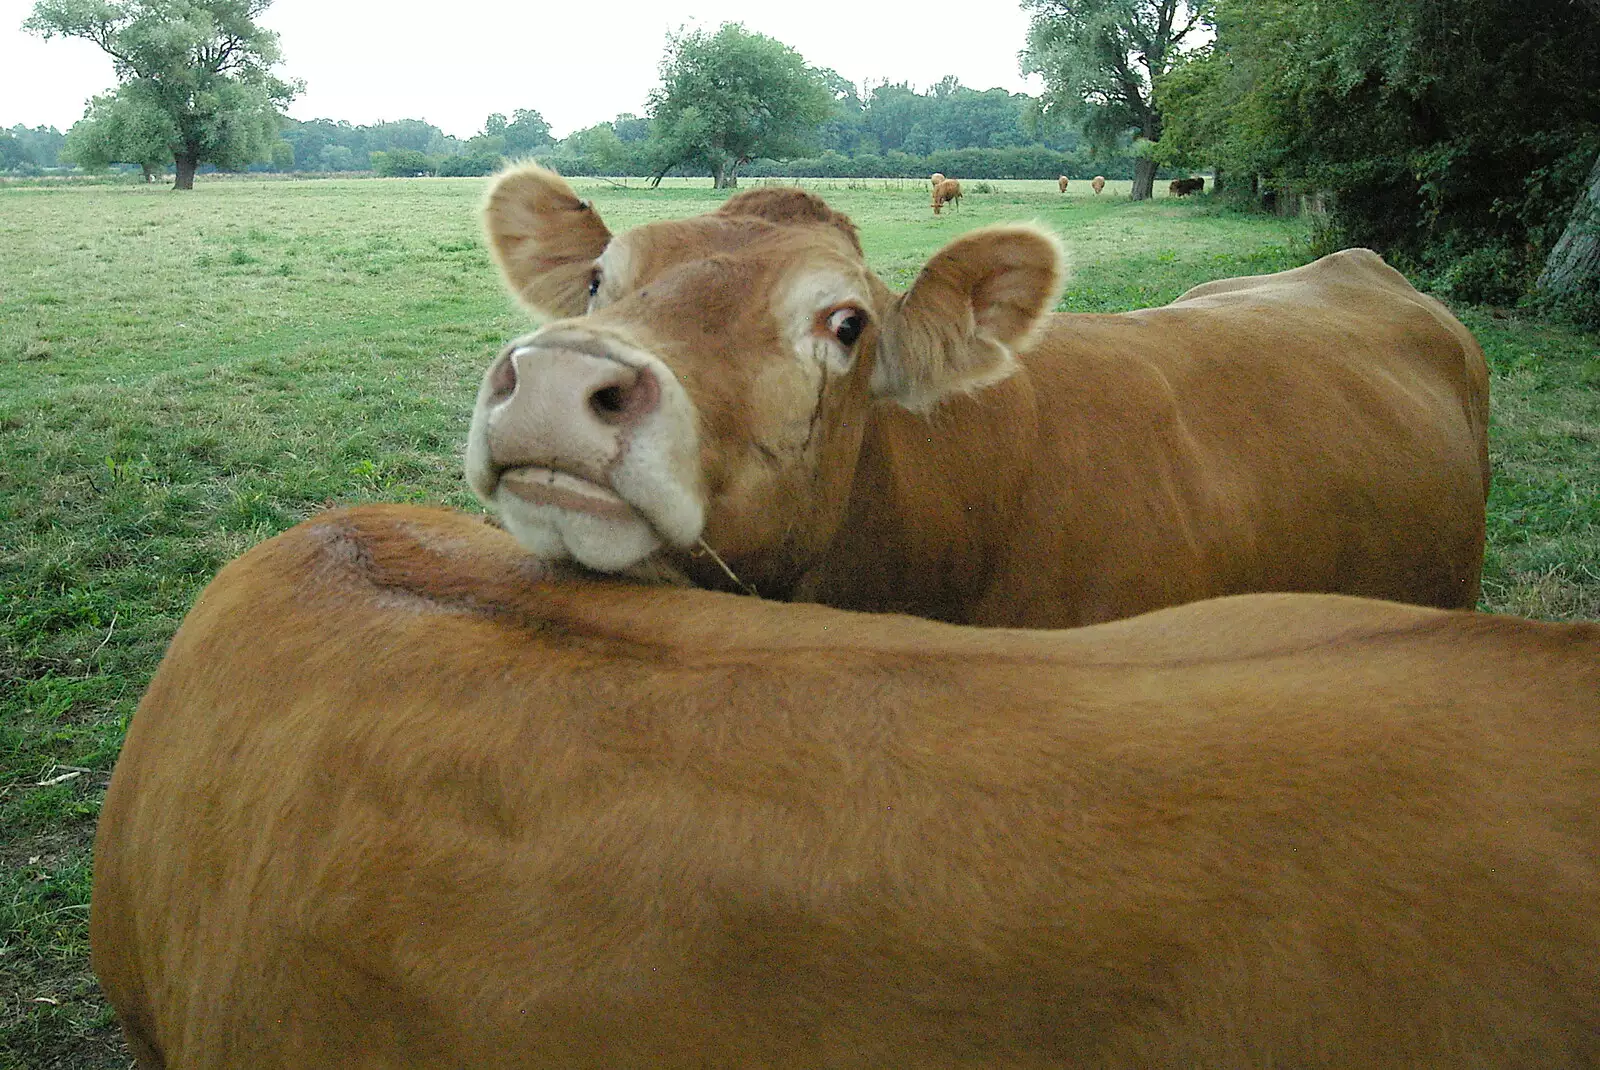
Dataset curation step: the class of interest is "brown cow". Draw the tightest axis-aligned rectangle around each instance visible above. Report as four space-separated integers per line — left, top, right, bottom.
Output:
928 172 944 187
92 504 1600 1068
1057 175 1069 193
1091 175 1106 194
931 177 962 214
1170 176 1205 196
468 165 1489 628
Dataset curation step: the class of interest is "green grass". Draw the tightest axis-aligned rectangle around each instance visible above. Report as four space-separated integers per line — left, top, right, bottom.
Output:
2 175 1596 1067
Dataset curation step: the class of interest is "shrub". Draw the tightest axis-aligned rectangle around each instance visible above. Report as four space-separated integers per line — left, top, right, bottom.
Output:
371 149 436 177
437 152 504 177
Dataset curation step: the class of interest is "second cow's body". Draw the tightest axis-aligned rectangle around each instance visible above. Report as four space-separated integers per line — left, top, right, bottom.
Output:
470 168 1489 626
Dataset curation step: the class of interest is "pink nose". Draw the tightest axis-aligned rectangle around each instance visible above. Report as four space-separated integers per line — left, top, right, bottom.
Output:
485 344 661 482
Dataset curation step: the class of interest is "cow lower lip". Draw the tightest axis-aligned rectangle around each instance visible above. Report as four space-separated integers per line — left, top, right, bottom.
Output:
499 467 640 521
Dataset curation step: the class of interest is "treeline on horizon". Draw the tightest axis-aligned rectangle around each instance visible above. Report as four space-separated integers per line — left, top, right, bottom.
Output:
0 79 1154 182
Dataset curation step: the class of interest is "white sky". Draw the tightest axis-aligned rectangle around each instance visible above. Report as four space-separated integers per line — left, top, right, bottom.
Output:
0 0 1043 140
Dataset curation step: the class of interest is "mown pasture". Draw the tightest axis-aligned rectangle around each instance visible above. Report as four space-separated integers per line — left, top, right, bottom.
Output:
2 174 1597 1067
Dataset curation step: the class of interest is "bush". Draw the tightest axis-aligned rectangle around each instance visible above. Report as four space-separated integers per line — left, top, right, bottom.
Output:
371 149 436 177
1432 243 1531 307
738 146 1136 181
437 152 504 177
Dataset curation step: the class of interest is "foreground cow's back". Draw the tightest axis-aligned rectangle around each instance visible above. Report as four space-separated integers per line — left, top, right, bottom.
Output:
94 506 1600 1068
803 249 1490 625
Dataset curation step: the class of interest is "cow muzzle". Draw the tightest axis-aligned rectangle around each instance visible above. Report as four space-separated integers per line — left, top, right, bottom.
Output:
466 334 705 572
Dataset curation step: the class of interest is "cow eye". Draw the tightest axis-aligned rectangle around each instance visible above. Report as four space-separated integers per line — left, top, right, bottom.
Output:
827 308 866 348
587 269 602 299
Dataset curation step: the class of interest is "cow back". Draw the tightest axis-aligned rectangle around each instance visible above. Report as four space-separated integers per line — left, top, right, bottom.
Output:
92 506 1600 1067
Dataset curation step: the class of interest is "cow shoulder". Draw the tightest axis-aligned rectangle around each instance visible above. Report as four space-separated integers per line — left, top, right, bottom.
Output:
482 163 614 321
874 224 1066 411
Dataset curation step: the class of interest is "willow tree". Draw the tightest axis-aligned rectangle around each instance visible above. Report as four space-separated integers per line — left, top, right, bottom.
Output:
1538 152 1600 317
647 23 833 189
1021 0 1210 200
25 0 299 189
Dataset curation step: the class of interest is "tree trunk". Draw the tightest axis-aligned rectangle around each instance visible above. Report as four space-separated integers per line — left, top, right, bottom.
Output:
711 157 738 189
1131 157 1157 201
174 151 198 191
1537 149 1600 297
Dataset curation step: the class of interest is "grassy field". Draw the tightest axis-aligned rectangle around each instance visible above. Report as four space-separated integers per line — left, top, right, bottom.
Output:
2 174 1597 1067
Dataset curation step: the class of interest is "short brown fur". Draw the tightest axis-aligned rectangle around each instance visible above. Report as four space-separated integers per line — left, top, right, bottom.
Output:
93 505 1600 1068
931 177 963 214
480 165 1490 627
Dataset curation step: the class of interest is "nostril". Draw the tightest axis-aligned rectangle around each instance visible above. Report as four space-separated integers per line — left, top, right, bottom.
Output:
591 384 627 418
587 365 659 427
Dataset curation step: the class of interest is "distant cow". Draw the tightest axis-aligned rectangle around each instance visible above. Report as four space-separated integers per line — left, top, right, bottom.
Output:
1057 175 1069 193
1091 175 1106 194
931 178 962 214
470 165 1490 628
92 503 1600 1068
1170 176 1205 196
929 172 944 187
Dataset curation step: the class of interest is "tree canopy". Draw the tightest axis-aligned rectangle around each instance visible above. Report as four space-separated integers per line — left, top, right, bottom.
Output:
0 125 66 172
647 22 834 188
1022 0 1209 199
503 109 553 155
62 87 174 179
24 0 300 188
1155 0 1600 317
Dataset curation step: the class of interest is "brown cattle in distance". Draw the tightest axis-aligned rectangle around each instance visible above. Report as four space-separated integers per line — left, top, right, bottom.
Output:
1057 175 1069 193
469 165 1490 628
1170 176 1205 196
92 504 1600 1069
931 177 963 214
1091 174 1106 194
928 171 944 187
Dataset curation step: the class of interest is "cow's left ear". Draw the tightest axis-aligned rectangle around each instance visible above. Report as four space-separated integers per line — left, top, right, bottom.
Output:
482 163 614 321
872 225 1065 411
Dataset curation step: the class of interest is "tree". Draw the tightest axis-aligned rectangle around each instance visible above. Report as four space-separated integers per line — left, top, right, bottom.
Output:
1157 0 1600 307
612 113 651 144
24 0 300 189
4 124 67 169
0 133 26 171
1537 150 1600 320
647 22 833 188
1021 0 1209 199
269 138 292 171
365 119 444 155
503 109 553 156
61 88 173 179
562 123 629 174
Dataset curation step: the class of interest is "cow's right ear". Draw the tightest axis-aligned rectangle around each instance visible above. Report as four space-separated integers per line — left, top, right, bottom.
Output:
873 225 1065 411
482 164 614 321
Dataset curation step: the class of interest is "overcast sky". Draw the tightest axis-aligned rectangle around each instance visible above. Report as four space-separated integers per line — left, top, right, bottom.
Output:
1 0 1044 140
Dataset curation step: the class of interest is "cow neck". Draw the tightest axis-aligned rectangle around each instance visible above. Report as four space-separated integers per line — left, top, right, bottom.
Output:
803 369 1043 624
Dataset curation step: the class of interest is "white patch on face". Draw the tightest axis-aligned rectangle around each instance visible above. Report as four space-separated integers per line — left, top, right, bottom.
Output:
779 268 874 377
464 328 706 573
589 239 636 312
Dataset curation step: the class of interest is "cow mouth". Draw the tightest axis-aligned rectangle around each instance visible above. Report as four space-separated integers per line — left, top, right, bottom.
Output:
498 466 642 523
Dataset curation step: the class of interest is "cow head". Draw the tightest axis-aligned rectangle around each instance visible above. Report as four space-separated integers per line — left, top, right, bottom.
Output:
466 164 1064 595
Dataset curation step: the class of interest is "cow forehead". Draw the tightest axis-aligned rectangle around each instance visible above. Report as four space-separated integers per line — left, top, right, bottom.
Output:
608 216 871 296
